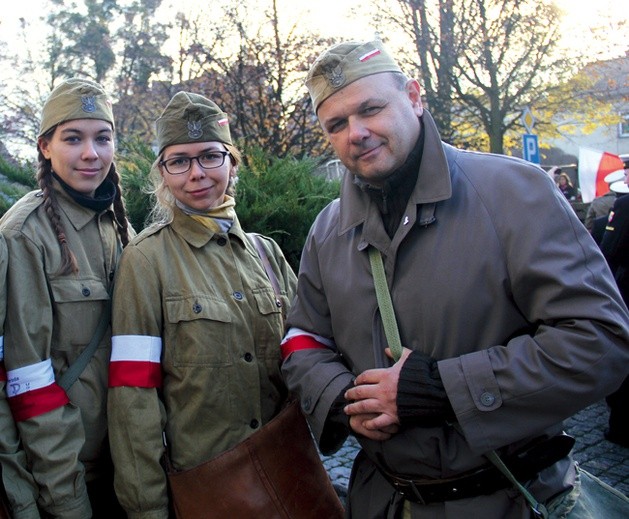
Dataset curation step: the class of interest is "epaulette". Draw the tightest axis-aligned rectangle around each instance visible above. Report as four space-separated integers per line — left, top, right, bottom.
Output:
128 220 170 245
0 190 45 231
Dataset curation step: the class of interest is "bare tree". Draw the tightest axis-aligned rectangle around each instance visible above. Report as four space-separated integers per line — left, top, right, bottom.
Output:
166 1 332 161
378 0 584 154
374 0 457 143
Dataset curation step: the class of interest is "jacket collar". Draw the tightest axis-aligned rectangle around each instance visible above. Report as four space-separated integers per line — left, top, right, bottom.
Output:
53 178 115 232
170 205 247 249
338 110 452 236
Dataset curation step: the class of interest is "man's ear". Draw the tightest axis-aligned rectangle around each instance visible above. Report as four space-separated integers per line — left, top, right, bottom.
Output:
406 79 424 117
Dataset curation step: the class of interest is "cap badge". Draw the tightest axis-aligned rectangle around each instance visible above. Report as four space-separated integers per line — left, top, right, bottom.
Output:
81 95 96 113
187 120 203 139
218 117 229 127
321 59 345 88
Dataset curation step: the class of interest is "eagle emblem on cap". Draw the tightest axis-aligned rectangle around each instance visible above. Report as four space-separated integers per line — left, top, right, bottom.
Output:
187 120 203 139
321 59 345 89
81 95 96 113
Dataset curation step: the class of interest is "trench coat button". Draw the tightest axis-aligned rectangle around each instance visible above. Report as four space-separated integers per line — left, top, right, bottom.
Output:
233 291 243 300
81 287 91 297
217 237 227 246
250 419 259 429
303 396 312 412
244 352 253 362
192 302 202 313
480 392 495 407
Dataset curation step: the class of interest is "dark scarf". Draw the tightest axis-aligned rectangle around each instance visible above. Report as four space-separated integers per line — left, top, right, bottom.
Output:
359 119 425 238
52 171 117 212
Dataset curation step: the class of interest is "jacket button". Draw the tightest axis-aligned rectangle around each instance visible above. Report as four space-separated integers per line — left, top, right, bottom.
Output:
81 287 91 297
250 419 259 429
244 352 253 362
480 392 496 407
233 291 243 300
192 302 202 313
275 299 282 308
303 396 312 412
217 237 227 246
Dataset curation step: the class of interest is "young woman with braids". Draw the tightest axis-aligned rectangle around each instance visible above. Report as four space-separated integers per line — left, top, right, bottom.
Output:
0 78 132 518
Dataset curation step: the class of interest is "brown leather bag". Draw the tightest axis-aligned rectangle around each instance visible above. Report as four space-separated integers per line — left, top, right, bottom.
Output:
166 400 345 519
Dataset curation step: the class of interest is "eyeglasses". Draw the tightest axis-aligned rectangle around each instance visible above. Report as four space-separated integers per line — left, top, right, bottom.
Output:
159 151 230 175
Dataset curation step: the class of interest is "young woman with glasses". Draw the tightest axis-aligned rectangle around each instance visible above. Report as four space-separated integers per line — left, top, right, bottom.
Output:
106 92 297 517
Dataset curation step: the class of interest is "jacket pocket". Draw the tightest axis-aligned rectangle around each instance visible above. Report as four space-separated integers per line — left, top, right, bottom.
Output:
48 277 109 349
251 287 283 316
165 295 232 367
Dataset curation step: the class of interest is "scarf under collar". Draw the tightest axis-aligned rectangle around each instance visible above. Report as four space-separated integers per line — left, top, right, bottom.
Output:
176 195 236 233
52 171 117 212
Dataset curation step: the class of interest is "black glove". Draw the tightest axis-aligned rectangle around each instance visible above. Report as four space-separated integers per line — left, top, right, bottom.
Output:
397 350 455 427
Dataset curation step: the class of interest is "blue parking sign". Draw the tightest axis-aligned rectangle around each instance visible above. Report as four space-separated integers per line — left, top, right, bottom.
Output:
522 134 540 164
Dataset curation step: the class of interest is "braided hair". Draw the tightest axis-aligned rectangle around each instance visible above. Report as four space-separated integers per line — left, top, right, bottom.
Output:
37 129 131 276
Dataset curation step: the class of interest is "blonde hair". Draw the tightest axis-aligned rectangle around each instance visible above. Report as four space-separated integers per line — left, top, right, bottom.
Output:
147 143 242 225
557 172 573 187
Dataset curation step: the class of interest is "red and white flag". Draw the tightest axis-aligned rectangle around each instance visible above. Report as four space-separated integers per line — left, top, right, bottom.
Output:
578 148 624 203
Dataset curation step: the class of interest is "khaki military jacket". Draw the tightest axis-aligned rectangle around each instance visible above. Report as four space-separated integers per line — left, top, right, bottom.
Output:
0 181 125 518
108 208 297 519
584 191 616 231
282 111 629 518
0 233 40 519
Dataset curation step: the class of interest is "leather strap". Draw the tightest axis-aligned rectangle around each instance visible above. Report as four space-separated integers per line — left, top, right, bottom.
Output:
248 233 282 305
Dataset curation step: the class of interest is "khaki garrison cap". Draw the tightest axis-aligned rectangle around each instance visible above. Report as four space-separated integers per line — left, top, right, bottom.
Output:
39 78 114 138
155 92 232 155
305 39 403 113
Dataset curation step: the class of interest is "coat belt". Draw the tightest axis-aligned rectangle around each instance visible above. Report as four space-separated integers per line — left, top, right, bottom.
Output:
377 433 575 505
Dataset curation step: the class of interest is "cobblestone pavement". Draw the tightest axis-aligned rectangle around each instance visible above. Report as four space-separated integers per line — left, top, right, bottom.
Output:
320 399 628 500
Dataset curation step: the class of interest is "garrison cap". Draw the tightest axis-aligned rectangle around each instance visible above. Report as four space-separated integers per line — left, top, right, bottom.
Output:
155 92 232 155
39 78 114 138
305 39 403 113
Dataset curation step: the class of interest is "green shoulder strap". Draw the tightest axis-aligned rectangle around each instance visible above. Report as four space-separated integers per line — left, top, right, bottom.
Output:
368 246 403 361
367 245 548 518
57 298 112 392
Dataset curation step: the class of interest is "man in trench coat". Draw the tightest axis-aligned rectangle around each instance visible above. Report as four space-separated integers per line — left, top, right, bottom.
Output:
281 39 629 518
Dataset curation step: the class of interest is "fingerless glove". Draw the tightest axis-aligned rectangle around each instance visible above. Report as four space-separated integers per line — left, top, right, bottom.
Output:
397 350 455 427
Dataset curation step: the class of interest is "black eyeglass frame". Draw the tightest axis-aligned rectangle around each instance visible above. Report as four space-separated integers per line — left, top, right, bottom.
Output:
159 151 230 175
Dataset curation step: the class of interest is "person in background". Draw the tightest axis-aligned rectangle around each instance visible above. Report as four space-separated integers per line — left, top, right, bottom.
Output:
598 158 629 449
584 170 620 233
556 171 578 200
281 39 629 518
591 176 628 245
0 233 40 519
0 78 132 518
107 92 297 518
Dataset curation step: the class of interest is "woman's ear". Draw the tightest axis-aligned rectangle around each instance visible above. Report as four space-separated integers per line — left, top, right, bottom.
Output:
38 137 52 160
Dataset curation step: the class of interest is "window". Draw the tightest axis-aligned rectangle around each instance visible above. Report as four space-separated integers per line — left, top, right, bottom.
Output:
619 112 629 138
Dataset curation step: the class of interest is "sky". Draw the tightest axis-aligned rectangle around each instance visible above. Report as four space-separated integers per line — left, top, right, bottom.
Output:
0 0 627 60
0 0 625 161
